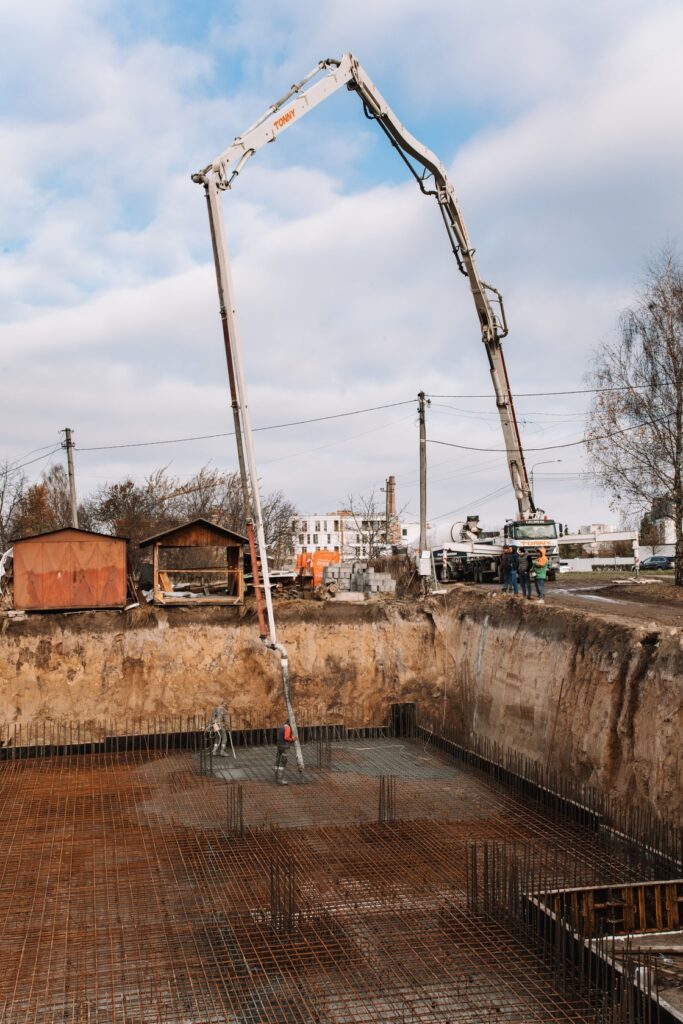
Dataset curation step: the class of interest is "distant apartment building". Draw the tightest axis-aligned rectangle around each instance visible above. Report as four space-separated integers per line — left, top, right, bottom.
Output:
651 496 677 545
657 519 677 544
291 513 418 559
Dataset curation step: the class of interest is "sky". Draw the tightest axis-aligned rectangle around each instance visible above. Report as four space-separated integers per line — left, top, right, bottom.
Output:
1 0 682 533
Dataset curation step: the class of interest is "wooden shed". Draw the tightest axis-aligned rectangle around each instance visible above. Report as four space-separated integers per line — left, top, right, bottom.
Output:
139 519 246 605
12 528 128 611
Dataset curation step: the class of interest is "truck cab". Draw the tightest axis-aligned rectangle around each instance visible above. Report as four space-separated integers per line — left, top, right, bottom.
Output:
503 519 560 574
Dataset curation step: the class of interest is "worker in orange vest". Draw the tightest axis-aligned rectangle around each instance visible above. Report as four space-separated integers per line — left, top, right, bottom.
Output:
274 720 297 785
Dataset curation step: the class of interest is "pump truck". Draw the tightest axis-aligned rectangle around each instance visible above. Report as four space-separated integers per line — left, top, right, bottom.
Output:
193 54 540 522
195 55 635 723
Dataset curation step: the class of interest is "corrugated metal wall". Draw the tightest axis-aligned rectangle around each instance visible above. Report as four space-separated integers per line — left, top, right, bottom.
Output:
13 531 127 610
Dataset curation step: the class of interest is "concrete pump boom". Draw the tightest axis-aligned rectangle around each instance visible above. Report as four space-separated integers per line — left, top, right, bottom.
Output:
193 54 537 769
194 52 535 518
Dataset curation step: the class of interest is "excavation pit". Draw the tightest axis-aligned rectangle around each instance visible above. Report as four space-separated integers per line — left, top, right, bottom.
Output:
0 735 677 1022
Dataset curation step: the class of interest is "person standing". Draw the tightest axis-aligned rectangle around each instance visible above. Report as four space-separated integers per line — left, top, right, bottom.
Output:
519 551 533 599
210 705 229 757
274 720 297 785
532 547 549 603
508 548 520 595
500 547 512 591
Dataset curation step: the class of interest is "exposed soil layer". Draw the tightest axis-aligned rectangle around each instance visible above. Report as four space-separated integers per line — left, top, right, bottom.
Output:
1 589 681 821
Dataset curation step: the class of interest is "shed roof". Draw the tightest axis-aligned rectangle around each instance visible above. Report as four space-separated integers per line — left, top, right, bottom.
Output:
12 527 128 544
139 518 248 549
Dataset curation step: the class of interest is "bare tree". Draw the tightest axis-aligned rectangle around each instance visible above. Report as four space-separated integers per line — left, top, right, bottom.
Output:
83 463 297 570
260 489 297 567
585 249 683 585
11 464 73 540
83 471 178 572
343 490 387 560
0 460 26 550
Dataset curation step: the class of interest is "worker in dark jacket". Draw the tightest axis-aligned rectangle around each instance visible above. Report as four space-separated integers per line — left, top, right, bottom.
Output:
500 547 511 591
519 552 533 599
508 548 520 595
274 720 297 785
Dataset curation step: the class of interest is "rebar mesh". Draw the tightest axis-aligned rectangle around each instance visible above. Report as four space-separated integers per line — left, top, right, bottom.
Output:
0 735 675 1022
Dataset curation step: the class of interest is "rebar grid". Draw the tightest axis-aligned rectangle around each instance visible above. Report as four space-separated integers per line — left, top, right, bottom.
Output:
466 843 673 1023
0 738 669 1023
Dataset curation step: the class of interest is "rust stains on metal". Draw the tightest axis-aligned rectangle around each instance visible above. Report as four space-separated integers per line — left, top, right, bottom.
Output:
12 527 128 611
3 726 679 1022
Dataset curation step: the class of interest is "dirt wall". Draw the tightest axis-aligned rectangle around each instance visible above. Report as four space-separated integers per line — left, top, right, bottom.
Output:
1 590 681 820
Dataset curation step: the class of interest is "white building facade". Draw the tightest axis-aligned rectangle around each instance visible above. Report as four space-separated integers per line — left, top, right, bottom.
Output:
578 523 619 535
291 513 418 559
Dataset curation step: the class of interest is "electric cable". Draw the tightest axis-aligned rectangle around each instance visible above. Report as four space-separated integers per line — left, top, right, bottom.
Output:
25 381 678 457
430 484 512 523
428 412 672 454
9 446 64 472
75 399 416 452
428 380 679 399
260 414 416 465
8 442 64 468
13 379 675 468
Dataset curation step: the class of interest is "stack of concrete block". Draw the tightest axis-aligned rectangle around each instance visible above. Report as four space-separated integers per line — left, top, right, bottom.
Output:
323 563 353 589
352 565 396 594
323 562 396 595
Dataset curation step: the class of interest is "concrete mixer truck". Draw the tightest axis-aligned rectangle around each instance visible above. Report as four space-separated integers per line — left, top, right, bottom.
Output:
428 514 562 584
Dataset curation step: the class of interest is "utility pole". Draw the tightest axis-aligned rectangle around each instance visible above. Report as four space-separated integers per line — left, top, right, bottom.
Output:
62 428 79 528
418 393 429 552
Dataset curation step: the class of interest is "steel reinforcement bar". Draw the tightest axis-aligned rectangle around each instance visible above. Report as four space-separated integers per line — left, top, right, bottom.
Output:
0 746 625 1023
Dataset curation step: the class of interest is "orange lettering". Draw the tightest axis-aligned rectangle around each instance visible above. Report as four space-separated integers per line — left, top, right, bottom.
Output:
273 109 296 130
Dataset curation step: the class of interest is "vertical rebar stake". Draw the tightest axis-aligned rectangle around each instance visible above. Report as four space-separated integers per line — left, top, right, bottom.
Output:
378 775 397 824
226 783 244 836
270 856 297 934
316 730 331 770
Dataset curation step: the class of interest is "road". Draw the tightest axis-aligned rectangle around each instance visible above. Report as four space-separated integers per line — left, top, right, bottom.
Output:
475 577 683 629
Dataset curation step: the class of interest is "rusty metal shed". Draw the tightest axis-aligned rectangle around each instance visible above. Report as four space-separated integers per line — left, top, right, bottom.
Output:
139 518 246 605
12 528 128 611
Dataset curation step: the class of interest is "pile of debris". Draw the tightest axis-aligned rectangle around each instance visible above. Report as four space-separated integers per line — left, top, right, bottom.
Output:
323 561 396 595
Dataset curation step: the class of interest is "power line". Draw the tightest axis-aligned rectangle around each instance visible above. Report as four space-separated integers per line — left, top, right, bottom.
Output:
427 381 680 399
13 378 674 465
8 442 63 469
10 446 63 472
428 413 672 454
430 402 586 421
75 399 416 452
430 484 511 523
260 414 415 465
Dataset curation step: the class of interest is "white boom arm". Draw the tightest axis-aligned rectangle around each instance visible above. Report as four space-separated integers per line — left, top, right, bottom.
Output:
193 53 534 517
